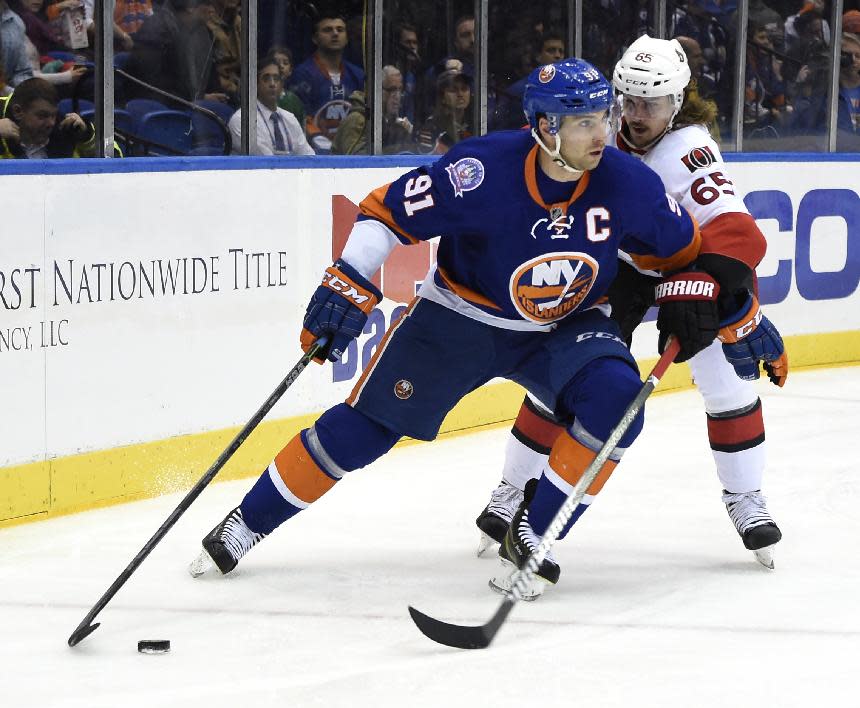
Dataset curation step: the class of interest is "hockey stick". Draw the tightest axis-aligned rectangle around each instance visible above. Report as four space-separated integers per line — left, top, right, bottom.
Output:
408 336 681 649
67 336 329 647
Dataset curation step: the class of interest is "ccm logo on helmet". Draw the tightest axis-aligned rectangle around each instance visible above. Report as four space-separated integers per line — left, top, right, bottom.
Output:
655 278 716 300
323 273 373 305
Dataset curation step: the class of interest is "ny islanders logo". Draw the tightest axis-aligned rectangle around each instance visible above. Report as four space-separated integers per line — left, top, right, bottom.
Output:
446 157 485 197
538 65 556 83
509 252 599 323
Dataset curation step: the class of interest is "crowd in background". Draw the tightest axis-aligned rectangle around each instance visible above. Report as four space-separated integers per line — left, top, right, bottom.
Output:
1 0 859 159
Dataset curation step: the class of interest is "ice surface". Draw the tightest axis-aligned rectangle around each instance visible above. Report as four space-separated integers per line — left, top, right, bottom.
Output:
1 367 858 708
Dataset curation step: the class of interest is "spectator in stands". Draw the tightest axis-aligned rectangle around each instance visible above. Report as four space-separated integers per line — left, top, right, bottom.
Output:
113 0 153 39
788 41 830 140
227 54 313 156
493 30 565 129
671 2 729 116
676 34 720 139
421 15 474 117
1 0 35 87
416 67 471 154
289 13 364 152
80 0 140 50
22 32 86 91
785 2 829 56
836 31 860 148
202 0 239 104
126 0 227 105
11 0 88 88
0 76 99 157
745 21 791 138
748 0 784 48
331 65 414 155
844 10 860 37
270 45 305 130
10 0 61 55
391 22 420 124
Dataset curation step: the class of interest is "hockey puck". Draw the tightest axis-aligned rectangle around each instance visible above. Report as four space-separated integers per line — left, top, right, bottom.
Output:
137 640 170 654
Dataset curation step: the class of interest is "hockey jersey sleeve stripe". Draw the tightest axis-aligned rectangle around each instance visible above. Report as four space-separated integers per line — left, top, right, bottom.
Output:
359 184 421 245
523 144 592 211
629 214 701 273
699 211 767 270
436 265 504 310
347 298 419 406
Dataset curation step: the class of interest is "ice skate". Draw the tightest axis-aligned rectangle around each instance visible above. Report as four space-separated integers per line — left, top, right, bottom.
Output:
475 481 523 557
489 480 559 600
189 507 267 577
722 490 782 569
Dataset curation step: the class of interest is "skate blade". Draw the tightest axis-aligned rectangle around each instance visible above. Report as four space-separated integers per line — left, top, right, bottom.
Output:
753 545 776 570
488 558 546 601
188 549 215 578
476 532 499 558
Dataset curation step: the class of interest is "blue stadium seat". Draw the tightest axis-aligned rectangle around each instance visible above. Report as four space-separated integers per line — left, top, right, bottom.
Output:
191 100 235 153
136 110 193 154
125 98 170 123
79 109 136 134
58 98 95 117
114 109 134 133
113 52 131 70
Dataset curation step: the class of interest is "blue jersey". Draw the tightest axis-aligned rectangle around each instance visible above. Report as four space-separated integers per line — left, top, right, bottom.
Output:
358 129 700 329
289 55 365 138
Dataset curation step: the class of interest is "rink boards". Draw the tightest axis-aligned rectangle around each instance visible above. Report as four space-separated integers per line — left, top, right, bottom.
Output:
1 154 858 526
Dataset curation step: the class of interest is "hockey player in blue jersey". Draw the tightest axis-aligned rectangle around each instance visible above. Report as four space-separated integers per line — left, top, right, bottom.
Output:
190 59 724 597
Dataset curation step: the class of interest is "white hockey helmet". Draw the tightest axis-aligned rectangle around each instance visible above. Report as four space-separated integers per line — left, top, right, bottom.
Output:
612 35 691 117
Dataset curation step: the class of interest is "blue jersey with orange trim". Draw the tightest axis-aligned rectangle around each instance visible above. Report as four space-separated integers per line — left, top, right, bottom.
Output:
359 129 699 328
289 55 365 137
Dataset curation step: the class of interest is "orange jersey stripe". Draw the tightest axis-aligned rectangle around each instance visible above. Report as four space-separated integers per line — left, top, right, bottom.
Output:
273 434 338 504
346 298 418 406
523 144 592 212
359 185 421 244
630 212 701 273
549 432 618 496
699 211 767 270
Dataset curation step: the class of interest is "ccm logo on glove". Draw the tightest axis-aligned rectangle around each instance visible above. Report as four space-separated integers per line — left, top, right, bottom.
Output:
717 299 763 343
321 271 378 311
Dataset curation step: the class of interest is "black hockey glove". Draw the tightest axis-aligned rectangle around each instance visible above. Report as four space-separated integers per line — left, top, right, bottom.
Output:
654 271 720 362
300 259 382 363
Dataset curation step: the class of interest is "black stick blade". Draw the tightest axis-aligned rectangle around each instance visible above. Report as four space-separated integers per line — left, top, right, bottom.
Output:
408 599 515 649
68 621 100 647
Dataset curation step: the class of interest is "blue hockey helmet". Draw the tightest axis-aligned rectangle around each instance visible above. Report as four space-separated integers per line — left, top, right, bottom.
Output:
523 59 613 134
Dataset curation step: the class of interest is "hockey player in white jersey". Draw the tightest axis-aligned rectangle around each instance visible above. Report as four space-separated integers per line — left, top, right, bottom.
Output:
478 36 788 573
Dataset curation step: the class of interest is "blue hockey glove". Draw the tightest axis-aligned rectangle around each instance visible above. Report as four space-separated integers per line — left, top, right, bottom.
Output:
717 294 788 387
300 259 382 363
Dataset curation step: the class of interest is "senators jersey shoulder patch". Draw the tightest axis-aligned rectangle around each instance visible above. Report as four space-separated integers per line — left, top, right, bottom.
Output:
681 145 716 173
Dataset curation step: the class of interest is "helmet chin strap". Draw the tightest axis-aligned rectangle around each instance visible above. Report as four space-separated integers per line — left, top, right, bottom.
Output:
531 128 584 177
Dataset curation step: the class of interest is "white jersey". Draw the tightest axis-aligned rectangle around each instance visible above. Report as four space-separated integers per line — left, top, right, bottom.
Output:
634 124 749 228
615 123 764 276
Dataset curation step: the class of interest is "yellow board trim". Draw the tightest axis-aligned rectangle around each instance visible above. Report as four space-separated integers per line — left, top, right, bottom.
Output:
2 330 858 528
